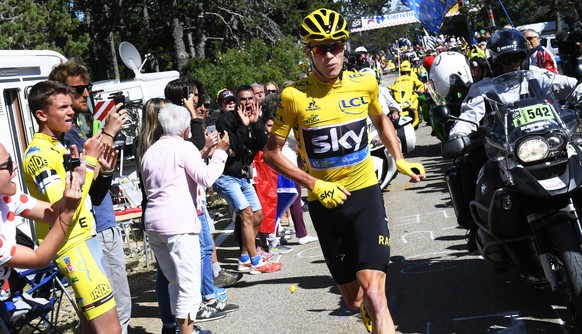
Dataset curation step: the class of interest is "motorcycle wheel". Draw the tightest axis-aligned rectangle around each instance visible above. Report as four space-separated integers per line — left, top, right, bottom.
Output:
548 221 582 329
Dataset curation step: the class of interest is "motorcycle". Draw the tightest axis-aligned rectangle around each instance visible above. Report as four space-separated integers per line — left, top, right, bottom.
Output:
436 70 582 328
369 115 416 189
390 84 421 129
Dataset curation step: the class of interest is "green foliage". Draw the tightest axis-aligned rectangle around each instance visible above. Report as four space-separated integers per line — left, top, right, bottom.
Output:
0 0 89 58
182 36 307 107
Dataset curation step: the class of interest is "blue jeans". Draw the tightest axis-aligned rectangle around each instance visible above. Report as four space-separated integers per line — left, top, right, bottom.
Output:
199 211 215 301
156 261 174 325
213 174 262 212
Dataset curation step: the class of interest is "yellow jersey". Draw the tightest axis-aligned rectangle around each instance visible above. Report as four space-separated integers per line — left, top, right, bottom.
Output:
23 133 97 255
272 71 381 201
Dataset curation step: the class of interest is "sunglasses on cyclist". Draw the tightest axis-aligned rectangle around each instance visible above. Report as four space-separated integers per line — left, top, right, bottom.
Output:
0 156 13 172
310 43 345 57
69 84 92 95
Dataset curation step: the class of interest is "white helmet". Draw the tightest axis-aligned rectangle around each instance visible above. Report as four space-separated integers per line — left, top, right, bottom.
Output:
429 51 473 100
355 46 368 53
358 67 375 75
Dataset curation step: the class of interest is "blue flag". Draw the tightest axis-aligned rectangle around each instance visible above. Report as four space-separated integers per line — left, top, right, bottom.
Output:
276 175 298 223
401 0 458 34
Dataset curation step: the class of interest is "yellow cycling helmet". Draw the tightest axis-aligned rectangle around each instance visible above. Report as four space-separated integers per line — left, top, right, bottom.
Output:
400 60 412 72
300 8 349 45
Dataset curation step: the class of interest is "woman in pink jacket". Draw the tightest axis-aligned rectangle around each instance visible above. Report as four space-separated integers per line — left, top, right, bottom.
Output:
140 104 229 334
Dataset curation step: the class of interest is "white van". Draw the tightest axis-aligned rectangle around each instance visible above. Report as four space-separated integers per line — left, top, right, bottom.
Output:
0 44 179 236
0 50 67 237
540 34 560 64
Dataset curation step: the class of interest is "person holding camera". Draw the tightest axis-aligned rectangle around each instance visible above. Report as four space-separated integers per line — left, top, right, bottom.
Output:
48 61 132 334
23 80 122 334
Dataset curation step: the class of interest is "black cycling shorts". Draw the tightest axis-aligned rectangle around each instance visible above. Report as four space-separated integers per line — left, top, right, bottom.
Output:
308 184 391 285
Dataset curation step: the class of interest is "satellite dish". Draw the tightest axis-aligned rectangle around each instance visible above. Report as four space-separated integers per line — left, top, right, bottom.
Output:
119 42 144 78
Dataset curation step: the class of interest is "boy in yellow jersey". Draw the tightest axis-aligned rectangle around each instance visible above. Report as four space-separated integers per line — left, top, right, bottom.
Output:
23 81 121 334
263 8 426 334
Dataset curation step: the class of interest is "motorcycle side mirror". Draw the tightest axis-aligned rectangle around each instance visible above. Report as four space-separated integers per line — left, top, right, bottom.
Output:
432 105 451 124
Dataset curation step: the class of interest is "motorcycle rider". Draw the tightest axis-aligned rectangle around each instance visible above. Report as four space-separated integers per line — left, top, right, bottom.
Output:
427 51 473 142
391 60 425 126
352 46 371 71
447 29 582 251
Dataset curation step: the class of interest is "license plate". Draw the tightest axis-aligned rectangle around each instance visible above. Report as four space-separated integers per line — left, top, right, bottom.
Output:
512 103 554 127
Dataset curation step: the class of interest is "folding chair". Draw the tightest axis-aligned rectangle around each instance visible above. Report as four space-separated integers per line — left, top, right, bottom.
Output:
0 263 79 334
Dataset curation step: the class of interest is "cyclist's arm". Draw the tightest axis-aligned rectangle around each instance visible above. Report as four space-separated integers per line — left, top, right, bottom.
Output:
369 112 404 162
263 134 318 191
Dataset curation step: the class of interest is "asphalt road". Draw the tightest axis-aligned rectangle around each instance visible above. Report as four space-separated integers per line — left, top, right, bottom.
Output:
124 72 579 334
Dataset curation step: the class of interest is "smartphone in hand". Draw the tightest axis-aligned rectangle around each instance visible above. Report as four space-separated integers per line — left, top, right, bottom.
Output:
206 125 216 134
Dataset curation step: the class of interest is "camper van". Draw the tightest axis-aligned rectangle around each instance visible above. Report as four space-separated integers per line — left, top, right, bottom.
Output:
0 43 178 236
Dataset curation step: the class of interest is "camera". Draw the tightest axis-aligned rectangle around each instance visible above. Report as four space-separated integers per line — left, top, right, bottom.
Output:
110 91 126 111
63 154 81 172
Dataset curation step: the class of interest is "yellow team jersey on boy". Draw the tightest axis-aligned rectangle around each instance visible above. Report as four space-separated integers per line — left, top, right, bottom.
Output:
23 133 96 255
272 71 381 201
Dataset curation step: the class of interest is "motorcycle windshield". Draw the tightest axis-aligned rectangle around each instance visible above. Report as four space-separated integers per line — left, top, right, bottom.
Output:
486 71 576 148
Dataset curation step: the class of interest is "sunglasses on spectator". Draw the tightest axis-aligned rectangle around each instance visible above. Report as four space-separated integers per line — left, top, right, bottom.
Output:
310 42 345 56
266 89 277 94
525 36 538 41
0 156 14 172
70 84 92 95
497 54 524 66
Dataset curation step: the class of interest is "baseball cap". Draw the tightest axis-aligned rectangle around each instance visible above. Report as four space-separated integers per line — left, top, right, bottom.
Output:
217 89 235 103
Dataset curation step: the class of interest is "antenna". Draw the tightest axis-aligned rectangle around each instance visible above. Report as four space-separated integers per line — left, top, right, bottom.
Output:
119 42 145 78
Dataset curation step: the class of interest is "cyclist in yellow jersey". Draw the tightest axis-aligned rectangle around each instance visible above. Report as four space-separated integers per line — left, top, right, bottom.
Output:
264 8 425 334
23 81 121 333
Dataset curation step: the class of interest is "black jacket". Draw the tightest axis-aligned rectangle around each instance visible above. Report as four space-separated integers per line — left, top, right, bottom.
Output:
216 110 267 178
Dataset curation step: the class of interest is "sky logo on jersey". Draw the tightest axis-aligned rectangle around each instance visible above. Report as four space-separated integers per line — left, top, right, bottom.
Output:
338 96 369 115
303 118 369 170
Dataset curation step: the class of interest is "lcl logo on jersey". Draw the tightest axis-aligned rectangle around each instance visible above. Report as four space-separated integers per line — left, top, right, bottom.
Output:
303 118 368 170
338 96 369 115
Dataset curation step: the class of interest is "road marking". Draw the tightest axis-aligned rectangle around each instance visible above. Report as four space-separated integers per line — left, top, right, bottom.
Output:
401 231 435 243
393 210 451 226
297 247 324 259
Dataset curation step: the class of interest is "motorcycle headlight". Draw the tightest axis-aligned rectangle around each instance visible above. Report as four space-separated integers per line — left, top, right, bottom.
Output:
516 137 548 163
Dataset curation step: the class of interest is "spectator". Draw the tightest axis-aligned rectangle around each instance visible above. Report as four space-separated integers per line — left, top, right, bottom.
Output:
136 98 183 334
48 61 132 334
523 29 559 74
252 93 294 254
251 83 265 104
213 84 281 275
141 103 230 334
206 89 235 127
0 142 86 285
23 80 121 333
195 95 244 288
164 78 205 149
166 79 241 322
264 81 279 95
